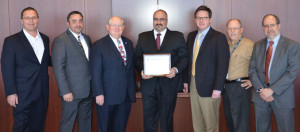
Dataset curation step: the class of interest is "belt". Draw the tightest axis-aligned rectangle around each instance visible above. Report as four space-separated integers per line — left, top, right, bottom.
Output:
226 77 249 83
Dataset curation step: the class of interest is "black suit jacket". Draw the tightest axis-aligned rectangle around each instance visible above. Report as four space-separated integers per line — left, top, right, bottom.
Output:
184 28 229 97
1 30 50 101
90 35 136 105
135 29 188 94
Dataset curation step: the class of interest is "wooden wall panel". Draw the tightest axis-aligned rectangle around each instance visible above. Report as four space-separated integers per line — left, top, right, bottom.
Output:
204 0 232 34
0 0 13 131
85 0 112 42
112 0 203 46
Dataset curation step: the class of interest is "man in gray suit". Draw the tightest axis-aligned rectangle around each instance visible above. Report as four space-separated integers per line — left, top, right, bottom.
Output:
249 14 300 132
52 11 92 132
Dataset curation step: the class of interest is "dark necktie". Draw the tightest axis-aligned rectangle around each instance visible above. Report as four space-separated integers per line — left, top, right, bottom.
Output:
265 41 274 84
77 36 85 52
156 33 161 50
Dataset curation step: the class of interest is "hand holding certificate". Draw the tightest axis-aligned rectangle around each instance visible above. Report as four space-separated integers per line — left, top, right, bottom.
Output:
143 53 171 76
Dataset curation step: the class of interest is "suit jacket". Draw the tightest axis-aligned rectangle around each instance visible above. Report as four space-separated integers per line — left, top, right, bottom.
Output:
184 28 230 97
52 29 92 99
249 35 300 108
1 30 50 101
90 35 136 105
135 29 188 94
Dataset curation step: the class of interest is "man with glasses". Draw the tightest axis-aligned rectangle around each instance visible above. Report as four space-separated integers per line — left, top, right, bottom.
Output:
90 16 136 132
183 5 229 132
1 7 50 131
135 9 188 132
52 11 92 132
223 19 254 132
249 14 300 132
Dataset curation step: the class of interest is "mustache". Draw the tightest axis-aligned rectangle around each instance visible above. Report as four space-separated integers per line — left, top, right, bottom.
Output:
156 24 163 26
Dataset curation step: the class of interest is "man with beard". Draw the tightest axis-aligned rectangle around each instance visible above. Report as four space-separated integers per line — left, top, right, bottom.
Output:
249 14 300 132
135 9 188 132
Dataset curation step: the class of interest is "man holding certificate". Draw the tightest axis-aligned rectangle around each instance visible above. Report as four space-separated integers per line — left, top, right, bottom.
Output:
135 9 188 132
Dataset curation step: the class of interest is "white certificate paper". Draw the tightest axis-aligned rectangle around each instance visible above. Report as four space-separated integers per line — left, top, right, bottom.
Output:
143 53 171 76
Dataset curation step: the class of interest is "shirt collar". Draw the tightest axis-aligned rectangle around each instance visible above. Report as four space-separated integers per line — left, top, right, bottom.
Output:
268 34 281 45
198 26 210 36
69 28 82 39
154 28 167 36
23 29 41 40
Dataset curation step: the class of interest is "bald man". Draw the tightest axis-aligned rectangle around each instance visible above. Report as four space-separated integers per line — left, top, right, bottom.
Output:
90 16 136 132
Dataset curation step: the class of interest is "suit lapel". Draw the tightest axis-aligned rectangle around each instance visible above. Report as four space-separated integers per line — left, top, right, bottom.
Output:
19 30 40 64
66 30 88 61
270 36 285 74
106 35 124 63
150 30 159 52
160 29 170 50
198 28 213 55
40 33 48 64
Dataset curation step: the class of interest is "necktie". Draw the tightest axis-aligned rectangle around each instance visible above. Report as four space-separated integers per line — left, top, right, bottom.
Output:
117 40 127 65
156 33 161 50
192 33 203 76
77 36 85 52
265 41 274 84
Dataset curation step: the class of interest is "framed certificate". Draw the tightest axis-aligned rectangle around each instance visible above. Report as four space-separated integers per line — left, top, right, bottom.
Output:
143 53 171 76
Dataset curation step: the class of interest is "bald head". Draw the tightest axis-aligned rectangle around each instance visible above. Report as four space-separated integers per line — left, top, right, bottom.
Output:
106 16 125 39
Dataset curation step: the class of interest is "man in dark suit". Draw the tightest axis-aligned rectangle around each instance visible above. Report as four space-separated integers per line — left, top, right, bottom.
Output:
135 10 188 132
249 14 300 132
1 7 50 132
90 16 136 132
52 11 92 132
183 5 229 132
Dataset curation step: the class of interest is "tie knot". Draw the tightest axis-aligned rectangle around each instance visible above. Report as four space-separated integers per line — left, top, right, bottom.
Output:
269 41 274 45
157 33 161 37
117 40 121 44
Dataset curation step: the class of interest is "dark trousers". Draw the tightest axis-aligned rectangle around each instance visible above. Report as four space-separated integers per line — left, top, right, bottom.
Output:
60 96 92 132
142 79 178 132
223 82 251 132
254 102 295 132
96 98 131 132
13 97 48 132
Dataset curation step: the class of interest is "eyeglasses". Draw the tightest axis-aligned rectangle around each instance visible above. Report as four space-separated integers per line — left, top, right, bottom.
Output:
22 17 38 21
227 27 241 31
109 24 124 28
196 17 209 21
263 24 277 29
153 18 166 21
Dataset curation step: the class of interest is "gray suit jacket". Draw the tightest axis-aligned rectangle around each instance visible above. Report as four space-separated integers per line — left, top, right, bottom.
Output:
249 35 300 108
52 29 92 99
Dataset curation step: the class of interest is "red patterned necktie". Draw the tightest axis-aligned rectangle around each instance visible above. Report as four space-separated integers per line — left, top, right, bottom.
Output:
265 41 274 84
156 33 161 50
117 40 126 65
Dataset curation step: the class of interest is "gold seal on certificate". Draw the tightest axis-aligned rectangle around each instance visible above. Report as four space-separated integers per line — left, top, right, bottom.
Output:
143 53 171 76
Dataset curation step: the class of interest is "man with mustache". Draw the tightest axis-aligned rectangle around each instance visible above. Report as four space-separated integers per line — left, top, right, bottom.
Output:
223 19 254 132
249 14 300 132
52 11 92 132
135 9 188 132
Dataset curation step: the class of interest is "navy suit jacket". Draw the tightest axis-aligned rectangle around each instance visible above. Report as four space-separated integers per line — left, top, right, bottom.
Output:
1 30 50 101
184 28 230 97
90 35 136 105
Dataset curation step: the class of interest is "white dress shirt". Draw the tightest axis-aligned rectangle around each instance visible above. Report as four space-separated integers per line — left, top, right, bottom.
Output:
23 29 44 64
